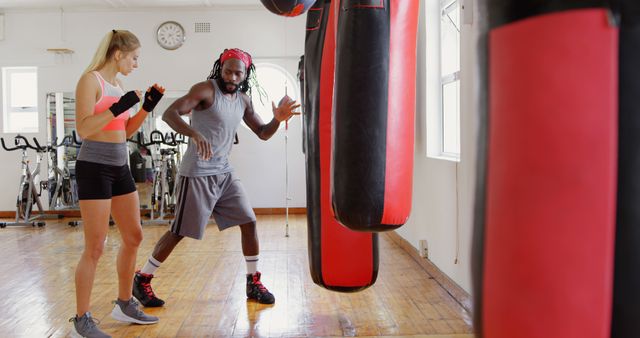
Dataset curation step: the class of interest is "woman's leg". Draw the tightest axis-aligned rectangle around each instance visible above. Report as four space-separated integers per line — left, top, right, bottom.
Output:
75 199 112 316
110 190 143 301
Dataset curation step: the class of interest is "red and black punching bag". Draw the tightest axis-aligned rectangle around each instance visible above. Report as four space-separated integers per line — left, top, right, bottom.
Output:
259 0 316 17
304 0 378 291
331 0 419 232
473 1 619 337
611 1 640 337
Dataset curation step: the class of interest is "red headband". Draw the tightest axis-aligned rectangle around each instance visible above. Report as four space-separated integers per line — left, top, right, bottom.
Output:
220 48 252 69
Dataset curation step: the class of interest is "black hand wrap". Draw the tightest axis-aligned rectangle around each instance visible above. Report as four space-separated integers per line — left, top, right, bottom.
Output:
142 86 164 112
110 91 140 117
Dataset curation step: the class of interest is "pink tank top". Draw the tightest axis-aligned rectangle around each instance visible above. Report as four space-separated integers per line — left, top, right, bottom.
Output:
93 71 131 131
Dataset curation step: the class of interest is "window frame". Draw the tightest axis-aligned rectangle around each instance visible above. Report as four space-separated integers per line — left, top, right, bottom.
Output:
246 61 299 130
2 66 39 134
439 0 461 159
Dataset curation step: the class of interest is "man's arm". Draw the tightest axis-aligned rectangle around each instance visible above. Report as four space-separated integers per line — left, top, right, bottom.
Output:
243 94 300 141
163 81 215 160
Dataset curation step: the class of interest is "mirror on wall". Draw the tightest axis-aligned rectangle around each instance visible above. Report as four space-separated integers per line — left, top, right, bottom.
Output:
129 92 189 213
45 91 189 214
45 92 80 210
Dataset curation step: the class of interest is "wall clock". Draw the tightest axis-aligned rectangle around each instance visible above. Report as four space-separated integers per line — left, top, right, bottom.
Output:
156 21 185 50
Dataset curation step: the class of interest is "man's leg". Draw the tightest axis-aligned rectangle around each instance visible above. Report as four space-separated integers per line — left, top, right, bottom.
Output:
213 173 274 304
240 221 258 255
143 231 185 269
133 231 184 307
239 221 275 304
240 221 259 275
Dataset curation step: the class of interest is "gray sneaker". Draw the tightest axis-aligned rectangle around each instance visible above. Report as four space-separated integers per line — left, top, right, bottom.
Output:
69 312 111 338
110 298 159 324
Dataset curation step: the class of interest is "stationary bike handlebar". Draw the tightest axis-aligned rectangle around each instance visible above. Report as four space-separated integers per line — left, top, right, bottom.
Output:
1 135 41 152
150 130 165 144
163 132 189 147
174 133 187 144
49 135 75 148
130 130 186 147
30 138 51 153
129 131 162 147
164 132 176 146
72 130 83 146
0 138 17 151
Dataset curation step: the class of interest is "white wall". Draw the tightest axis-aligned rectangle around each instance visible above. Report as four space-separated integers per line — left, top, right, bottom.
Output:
0 6 307 209
395 0 482 293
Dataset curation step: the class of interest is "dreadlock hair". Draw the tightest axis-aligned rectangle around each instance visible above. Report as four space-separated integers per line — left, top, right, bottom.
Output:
207 56 257 96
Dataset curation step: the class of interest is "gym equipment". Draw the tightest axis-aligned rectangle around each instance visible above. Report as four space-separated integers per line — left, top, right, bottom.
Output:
132 131 182 226
0 135 56 228
611 1 640 337
304 0 378 291
259 0 316 17
43 135 78 210
472 2 619 337
297 55 306 155
331 0 419 231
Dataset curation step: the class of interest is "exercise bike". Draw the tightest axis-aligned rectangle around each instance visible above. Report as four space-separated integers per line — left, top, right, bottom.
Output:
0 135 62 228
130 130 188 226
39 136 77 210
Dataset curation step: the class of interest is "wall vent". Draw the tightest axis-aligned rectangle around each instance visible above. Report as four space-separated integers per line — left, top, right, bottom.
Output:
194 22 211 33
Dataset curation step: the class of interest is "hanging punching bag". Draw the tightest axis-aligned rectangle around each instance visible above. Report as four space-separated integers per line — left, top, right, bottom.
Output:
611 1 640 338
298 55 307 155
304 0 378 291
259 0 317 17
473 1 619 338
331 0 419 232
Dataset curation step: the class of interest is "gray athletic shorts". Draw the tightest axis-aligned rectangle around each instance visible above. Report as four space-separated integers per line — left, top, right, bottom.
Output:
170 172 257 239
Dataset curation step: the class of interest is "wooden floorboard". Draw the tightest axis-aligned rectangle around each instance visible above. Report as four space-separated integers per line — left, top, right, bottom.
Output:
0 214 474 337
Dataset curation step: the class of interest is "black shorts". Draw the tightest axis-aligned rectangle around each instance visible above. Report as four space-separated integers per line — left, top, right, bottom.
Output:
76 160 137 200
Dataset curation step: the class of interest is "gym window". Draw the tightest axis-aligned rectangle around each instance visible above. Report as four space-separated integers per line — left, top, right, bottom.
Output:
441 0 461 158
426 0 460 160
248 62 299 130
2 67 39 133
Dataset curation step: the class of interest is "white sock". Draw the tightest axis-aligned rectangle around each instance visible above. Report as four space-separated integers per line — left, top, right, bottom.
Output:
245 255 259 275
140 256 162 275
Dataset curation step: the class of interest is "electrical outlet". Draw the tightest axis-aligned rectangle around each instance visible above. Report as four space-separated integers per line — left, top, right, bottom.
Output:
418 239 428 258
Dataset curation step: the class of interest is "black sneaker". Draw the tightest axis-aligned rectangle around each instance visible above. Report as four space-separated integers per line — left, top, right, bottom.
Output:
132 271 165 307
246 271 275 304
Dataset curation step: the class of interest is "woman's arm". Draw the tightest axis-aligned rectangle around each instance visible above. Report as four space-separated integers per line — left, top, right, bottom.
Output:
125 108 148 139
125 84 165 138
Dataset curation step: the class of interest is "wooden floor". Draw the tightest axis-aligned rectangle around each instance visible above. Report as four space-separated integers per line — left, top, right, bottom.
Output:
0 214 474 338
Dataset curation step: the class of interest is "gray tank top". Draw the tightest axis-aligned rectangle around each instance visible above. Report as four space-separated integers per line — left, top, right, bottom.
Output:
179 79 246 177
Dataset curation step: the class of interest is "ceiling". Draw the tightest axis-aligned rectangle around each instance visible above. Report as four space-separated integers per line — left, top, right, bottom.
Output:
0 0 261 10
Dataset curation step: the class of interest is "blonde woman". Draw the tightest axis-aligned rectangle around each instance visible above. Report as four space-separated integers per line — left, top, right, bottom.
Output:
70 29 164 338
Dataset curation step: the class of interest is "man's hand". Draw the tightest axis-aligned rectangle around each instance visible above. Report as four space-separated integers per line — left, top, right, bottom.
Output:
272 95 301 122
191 131 212 160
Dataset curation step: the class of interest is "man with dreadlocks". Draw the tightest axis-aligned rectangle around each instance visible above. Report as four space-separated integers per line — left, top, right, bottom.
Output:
132 48 299 307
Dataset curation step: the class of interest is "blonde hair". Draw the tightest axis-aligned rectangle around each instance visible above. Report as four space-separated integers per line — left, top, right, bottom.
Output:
84 29 141 73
